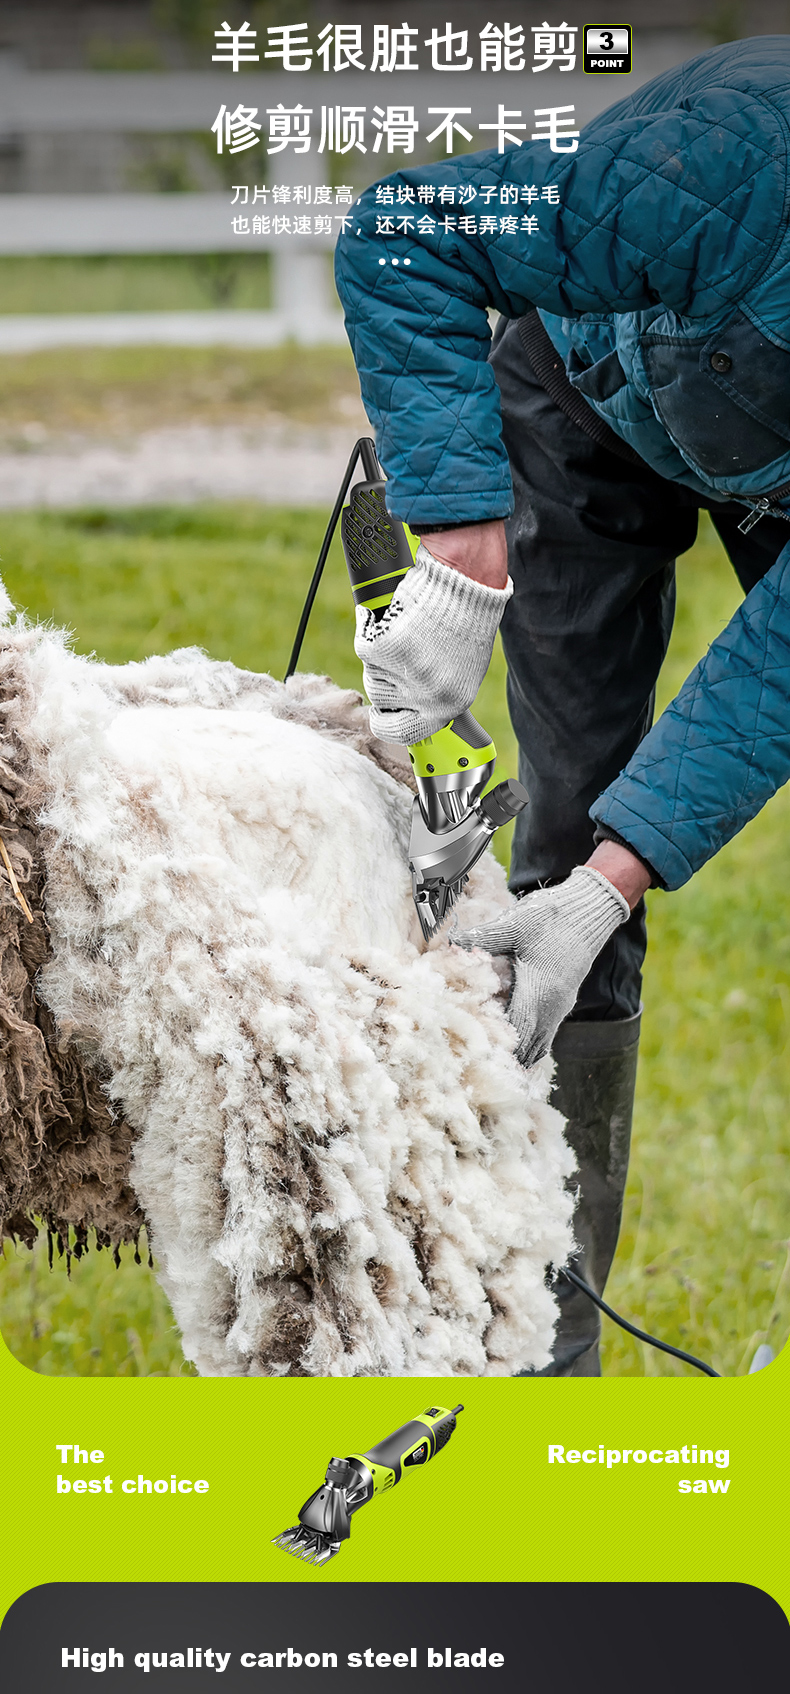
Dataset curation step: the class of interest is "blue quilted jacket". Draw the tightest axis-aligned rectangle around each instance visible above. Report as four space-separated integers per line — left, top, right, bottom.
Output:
335 38 790 888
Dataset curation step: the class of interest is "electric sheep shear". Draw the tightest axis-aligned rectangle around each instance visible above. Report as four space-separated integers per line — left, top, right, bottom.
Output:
340 439 528 940
272 1404 464 1566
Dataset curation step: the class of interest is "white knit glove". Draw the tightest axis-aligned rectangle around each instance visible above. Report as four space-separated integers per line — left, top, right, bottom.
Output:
354 542 513 744
453 866 630 1066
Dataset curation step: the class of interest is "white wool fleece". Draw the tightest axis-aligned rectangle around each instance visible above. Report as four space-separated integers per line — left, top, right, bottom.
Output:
1 621 574 1376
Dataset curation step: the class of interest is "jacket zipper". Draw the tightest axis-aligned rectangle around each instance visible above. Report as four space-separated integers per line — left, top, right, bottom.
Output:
737 481 790 534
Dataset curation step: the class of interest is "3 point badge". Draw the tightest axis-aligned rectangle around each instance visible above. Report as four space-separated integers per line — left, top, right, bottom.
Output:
583 26 632 73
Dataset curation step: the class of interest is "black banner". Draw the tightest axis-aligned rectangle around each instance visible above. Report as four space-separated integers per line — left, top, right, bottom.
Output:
0 1582 786 1691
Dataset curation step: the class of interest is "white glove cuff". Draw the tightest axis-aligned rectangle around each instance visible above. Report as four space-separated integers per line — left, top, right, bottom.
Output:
411 542 514 625
553 864 630 944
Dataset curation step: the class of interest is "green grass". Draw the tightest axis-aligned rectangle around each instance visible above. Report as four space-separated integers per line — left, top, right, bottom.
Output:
0 505 787 1375
0 344 361 442
0 1231 195 1377
0 255 274 315
0 505 364 674
603 535 790 1376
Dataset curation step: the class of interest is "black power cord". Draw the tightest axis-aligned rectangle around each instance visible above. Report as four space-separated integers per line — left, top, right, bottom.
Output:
559 1266 720 1377
284 437 381 682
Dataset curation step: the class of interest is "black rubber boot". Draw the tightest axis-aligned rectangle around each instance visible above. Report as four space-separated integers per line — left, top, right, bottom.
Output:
540 1012 641 1376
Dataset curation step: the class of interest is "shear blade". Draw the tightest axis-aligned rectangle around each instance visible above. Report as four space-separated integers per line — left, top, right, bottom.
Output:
272 1525 339 1567
416 878 465 942
272 1526 300 1549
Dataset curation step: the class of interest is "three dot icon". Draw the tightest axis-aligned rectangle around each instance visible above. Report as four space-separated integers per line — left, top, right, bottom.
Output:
378 257 412 266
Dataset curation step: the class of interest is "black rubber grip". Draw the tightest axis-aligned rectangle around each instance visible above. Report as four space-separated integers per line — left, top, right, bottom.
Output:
351 569 410 606
433 1416 456 1454
341 482 414 599
363 1419 435 1481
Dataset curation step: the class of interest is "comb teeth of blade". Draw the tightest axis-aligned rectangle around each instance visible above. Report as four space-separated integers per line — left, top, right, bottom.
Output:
271 1527 339 1567
301 1539 338 1567
417 879 464 941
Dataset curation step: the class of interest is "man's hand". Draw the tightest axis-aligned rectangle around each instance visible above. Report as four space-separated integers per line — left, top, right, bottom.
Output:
418 519 509 589
452 865 631 1066
355 540 513 744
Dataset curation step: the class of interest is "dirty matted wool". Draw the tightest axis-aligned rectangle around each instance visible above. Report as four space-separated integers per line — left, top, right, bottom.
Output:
0 624 140 1265
0 614 575 1375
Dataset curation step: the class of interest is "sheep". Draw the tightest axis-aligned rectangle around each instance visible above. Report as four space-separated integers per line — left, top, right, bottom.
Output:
0 600 574 1375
